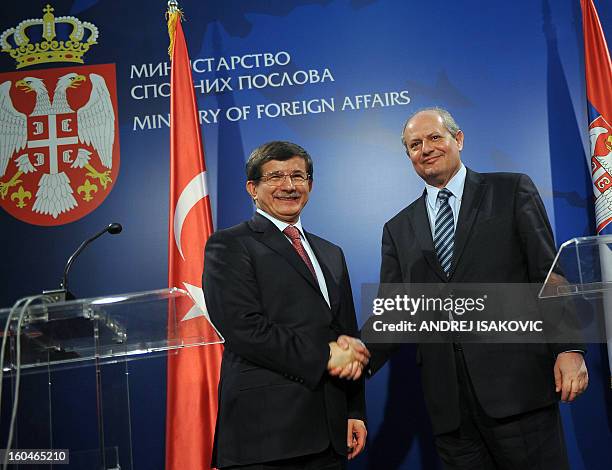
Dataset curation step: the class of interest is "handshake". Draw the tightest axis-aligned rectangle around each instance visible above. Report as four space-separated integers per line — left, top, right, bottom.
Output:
327 335 370 380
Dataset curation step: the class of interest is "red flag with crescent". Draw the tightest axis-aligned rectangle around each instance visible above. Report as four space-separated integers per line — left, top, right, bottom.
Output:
165 9 223 470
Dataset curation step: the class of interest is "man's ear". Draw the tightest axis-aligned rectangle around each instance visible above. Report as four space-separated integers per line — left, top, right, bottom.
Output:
246 180 257 200
455 130 464 151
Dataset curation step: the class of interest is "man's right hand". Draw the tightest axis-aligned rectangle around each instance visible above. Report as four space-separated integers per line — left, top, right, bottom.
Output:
327 336 370 380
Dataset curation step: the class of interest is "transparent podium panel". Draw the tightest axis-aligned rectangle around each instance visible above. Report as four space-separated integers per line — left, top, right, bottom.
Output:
0 288 223 370
539 235 612 343
0 288 224 469
539 234 612 299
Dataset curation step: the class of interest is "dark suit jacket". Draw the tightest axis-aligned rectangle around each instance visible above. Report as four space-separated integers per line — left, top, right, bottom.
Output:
203 212 365 468
368 169 580 435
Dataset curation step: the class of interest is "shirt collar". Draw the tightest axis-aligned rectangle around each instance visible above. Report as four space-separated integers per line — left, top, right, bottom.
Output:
425 163 467 210
256 208 305 238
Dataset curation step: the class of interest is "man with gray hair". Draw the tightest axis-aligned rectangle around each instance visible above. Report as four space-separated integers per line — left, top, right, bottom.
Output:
364 108 588 469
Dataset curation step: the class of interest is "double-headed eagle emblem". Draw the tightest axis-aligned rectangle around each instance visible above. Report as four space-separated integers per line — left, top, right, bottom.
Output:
0 72 115 219
589 116 612 232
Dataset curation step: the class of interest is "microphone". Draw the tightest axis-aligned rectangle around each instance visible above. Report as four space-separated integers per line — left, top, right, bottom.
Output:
44 223 123 302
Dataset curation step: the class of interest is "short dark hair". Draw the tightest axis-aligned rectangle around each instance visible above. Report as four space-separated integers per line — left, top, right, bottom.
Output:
245 141 314 181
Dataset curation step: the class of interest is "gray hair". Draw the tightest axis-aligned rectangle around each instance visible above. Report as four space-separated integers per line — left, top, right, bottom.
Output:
400 107 461 150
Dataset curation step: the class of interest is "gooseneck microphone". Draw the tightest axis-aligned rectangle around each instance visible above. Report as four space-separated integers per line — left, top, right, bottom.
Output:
44 223 123 302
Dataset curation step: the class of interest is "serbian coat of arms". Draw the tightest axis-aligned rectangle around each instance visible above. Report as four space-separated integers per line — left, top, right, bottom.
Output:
0 4 119 226
590 114 612 233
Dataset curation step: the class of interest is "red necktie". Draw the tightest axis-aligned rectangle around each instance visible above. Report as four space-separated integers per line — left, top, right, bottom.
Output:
283 225 317 280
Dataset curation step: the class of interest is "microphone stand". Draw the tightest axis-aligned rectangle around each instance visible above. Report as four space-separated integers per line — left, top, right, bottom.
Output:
43 223 122 302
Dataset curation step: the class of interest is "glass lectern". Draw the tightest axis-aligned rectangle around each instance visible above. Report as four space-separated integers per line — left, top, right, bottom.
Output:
540 235 612 369
0 288 224 469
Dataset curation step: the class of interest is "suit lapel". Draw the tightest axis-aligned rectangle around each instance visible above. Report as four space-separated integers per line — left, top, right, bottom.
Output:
448 169 486 279
248 213 322 295
410 192 448 282
305 232 339 312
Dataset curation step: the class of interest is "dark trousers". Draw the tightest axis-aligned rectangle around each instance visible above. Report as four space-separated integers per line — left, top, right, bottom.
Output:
223 447 346 470
435 346 569 470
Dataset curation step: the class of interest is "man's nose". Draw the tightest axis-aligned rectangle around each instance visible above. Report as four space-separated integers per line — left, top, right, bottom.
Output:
280 175 296 189
422 139 433 154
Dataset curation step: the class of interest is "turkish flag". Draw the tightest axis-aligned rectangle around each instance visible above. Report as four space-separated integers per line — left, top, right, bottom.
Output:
166 12 223 470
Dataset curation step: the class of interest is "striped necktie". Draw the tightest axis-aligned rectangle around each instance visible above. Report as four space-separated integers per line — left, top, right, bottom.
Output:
434 188 454 275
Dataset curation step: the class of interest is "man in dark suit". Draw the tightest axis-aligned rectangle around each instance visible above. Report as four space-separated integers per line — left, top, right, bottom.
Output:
203 141 368 469
352 108 588 469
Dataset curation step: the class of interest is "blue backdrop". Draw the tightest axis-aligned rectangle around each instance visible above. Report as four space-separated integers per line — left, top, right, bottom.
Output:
1 0 611 468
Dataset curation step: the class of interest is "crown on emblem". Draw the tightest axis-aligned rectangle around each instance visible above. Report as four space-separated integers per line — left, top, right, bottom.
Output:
1 4 99 69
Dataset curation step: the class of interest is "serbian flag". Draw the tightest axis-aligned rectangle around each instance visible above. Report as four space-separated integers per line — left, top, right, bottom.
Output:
166 5 223 469
581 0 612 385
